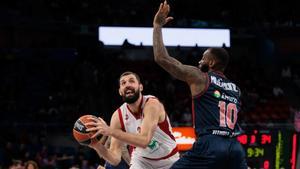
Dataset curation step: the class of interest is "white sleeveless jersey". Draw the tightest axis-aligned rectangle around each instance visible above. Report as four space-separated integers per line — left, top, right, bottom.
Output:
117 95 178 159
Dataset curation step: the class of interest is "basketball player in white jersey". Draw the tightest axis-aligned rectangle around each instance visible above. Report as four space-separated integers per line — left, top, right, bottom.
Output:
86 71 179 169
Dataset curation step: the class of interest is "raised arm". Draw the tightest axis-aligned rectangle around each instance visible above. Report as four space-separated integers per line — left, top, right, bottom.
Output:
153 25 202 83
153 1 207 96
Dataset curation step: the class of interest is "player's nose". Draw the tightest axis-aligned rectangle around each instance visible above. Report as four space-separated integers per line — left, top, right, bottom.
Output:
124 84 133 90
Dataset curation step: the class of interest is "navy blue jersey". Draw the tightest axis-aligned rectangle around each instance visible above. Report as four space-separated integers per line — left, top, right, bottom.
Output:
192 71 242 135
105 158 129 169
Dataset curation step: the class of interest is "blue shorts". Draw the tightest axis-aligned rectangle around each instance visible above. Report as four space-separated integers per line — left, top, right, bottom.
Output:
105 158 129 169
170 134 247 169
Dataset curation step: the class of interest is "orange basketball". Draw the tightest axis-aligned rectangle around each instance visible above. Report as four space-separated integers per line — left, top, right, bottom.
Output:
73 115 107 146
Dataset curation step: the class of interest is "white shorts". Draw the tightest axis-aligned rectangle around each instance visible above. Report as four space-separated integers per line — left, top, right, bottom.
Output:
130 153 179 169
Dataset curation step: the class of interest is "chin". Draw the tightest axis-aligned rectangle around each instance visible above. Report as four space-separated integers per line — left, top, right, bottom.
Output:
200 65 209 73
123 95 139 104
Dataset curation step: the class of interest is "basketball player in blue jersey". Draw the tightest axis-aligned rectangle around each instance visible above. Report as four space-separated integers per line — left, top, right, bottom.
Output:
153 1 248 169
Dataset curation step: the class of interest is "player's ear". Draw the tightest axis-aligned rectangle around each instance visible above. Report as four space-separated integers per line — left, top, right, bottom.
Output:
209 59 215 68
118 88 122 96
139 84 143 92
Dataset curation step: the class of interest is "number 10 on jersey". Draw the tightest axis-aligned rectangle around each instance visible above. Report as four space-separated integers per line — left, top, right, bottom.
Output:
218 101 237 130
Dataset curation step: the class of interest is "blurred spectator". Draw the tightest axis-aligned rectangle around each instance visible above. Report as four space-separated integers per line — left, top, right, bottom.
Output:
272 86 284 97
181 107 192 126
293 108 300 132
281 66 292 79
24 160 39 169
97 165 105 169
9 160 23 169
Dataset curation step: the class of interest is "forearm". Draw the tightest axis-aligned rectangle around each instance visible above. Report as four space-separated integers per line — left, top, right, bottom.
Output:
153 26 188 81
94 144 122 166
153 26 170 63
110 129 150 148
121 146 131 165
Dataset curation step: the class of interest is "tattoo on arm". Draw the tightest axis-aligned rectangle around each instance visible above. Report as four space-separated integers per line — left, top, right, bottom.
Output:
153 27 202 83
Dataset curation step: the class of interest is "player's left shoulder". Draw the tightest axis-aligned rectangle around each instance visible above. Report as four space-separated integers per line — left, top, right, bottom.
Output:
145 97 161 107
143 98 164 121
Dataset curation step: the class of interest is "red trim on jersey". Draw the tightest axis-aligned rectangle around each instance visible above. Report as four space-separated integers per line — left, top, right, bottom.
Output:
143 146 178 160
212 70 226 78
118 108 126 132
192 100 195 128
126 96 144 119
158 114 176 141
143 96 178 160
127 104 141 119
144 96 175 141
140 96 157 119
191 73 210 127
193 73 210 98
144 96 156 104
144 96 157 105
128 145 134 157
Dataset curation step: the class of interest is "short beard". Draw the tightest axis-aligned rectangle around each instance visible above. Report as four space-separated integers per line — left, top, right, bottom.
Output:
123 89 140 104
200 64 209 73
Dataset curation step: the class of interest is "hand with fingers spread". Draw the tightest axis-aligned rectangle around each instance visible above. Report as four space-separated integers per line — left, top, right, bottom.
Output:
153 0 174 28
86 117 112 139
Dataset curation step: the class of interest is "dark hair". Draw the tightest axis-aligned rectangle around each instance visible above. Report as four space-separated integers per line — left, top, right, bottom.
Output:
208 47 230 71
12 159 22 166
119 71 141 84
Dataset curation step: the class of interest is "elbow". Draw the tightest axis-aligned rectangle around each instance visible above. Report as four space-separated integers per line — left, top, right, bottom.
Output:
153 54 160 62
140 144 148 149
154 55 164 64
140 142 149 149
134 135 151 148
109 156 122 166
110 160 121 167
139 137 151 149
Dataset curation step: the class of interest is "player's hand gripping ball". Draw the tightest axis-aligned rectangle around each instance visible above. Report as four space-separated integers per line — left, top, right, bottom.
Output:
73 115 108 146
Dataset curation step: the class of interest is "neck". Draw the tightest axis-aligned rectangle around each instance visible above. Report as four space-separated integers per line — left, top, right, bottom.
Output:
210 69 223 73
127 95 143 114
